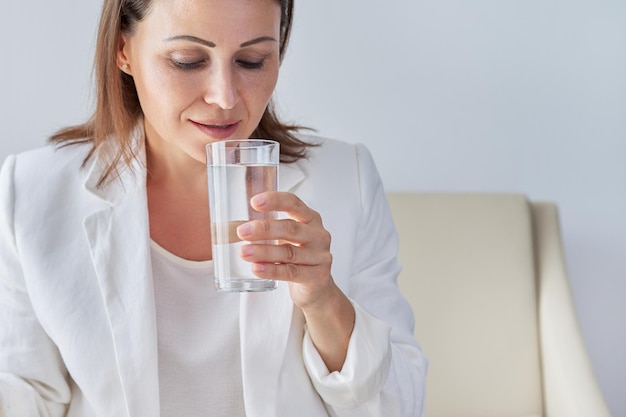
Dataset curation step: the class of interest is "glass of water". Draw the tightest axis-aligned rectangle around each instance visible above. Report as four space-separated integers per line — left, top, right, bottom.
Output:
206 139 279 292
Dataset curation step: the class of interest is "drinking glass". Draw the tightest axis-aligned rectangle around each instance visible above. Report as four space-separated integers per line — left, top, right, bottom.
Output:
206 139 279 292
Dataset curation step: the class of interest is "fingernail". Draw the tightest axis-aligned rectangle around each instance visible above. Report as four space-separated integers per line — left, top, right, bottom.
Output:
251 194 267 207
237 223 252 237
252 263 266 272
240 245 254 256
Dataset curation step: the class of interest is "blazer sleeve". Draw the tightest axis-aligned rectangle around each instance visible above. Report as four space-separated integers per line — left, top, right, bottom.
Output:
302 144 428 417
0 155 70 417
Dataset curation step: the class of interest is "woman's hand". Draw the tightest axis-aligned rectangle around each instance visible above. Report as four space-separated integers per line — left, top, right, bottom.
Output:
237 191 355 372
236 191 331 307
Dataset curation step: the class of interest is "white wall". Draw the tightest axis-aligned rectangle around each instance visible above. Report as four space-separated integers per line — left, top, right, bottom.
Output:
1 1 624 416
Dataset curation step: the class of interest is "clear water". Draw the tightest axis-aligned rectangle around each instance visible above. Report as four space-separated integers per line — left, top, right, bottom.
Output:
208 164 278 292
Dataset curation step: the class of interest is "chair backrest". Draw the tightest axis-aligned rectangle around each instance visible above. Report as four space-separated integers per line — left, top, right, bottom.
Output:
387 192 544 417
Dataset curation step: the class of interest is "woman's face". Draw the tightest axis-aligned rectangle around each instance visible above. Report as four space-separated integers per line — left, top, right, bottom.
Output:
119 0 282 164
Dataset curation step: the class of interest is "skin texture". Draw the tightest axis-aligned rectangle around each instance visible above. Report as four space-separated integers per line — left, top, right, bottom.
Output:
117 0 355 372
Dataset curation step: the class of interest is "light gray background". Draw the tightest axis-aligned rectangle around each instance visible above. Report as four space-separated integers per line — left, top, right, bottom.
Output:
1 1 624 416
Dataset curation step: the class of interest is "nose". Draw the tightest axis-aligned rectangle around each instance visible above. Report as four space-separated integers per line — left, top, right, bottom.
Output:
203 63 238 110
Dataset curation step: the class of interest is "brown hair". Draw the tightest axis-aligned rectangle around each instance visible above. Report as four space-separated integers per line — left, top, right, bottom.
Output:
50 0 311 187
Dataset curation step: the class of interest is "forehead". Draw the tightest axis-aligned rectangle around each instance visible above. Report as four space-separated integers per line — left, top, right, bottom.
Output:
141 0 282 40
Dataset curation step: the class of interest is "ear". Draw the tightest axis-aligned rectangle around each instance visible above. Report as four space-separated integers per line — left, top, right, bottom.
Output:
117 33 132 74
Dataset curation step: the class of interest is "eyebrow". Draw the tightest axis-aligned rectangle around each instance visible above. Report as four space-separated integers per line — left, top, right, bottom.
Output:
164 35 216 47
163 35 277 48
240 36 277 47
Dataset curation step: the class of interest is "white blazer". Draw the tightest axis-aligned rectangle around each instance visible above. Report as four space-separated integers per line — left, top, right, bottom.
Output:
0 135 427 417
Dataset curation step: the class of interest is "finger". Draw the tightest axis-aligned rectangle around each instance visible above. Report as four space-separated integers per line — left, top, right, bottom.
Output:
251 192 321 225
237 218 331 248
249 261 330 285
250 261 301 282
240 243 332 266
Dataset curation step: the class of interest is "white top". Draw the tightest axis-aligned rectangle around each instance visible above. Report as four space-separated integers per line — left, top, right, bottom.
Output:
150 240 246 417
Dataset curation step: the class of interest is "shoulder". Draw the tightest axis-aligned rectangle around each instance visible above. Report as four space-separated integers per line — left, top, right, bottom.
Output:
286 134 384 215
297 133 359 155
2 143 93 196
8 143 90 174
293 133 381 185
295 133 377 171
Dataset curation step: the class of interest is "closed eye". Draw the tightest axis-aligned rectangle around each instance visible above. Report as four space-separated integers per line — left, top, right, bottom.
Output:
236 59 264 70
171 59 206 70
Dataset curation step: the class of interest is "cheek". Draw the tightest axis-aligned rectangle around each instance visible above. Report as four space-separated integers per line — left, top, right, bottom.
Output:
241 69 279 110
136 65 201 114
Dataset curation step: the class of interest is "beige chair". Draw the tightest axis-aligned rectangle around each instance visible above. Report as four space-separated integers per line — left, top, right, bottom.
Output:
386 192 611 417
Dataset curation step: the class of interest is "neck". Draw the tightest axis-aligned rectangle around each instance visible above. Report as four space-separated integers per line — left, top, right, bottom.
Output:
144 131 206 192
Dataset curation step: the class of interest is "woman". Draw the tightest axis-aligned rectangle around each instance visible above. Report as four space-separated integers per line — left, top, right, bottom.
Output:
0 0 427 416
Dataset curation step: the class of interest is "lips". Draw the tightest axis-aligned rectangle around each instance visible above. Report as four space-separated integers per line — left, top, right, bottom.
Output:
191 119 240 140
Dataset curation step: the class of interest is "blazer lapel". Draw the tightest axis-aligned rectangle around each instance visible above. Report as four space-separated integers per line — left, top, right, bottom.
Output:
82 147 160 417
240 160 307 416
278 160 306 194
